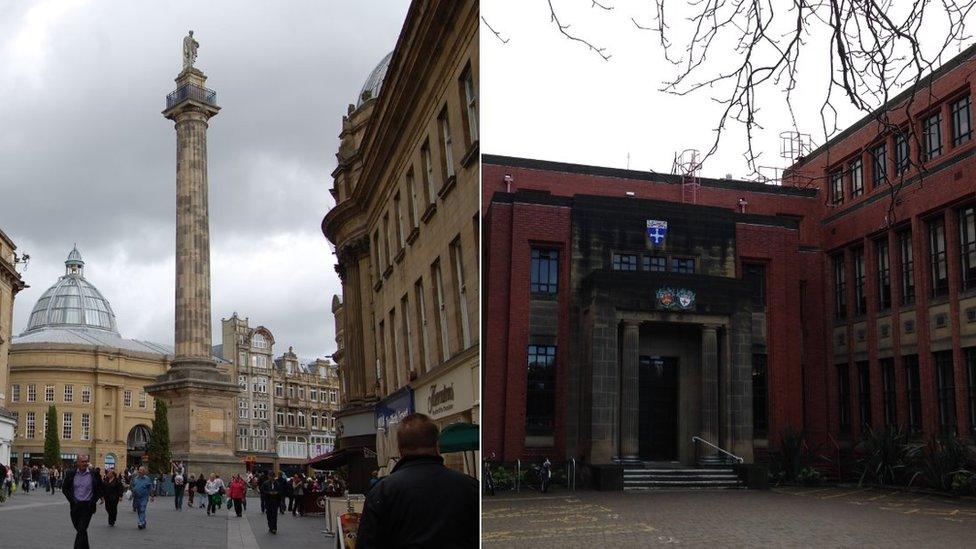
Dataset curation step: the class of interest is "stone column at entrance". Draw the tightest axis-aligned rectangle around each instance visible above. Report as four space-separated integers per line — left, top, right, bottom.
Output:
619 320 640 463
700 325 720 457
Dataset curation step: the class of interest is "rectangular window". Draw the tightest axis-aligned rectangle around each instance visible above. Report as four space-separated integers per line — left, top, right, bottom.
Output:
378 319 389 391
671 257 696 274
526 345 557 447
960 206 976 290
876 239 891 310
275 382 283 397
530 248 559 293
895 133 910 174
415 278 431 372
11 384 19 403
382 214 392 270
287 412 295 427
952 95 972 146
63 385 73 403
929 216 949 297
238 428 248 451
881 358 897 427
433 260 451 361
276 408 284 426
438 106 455 179
238 375 247 388
460 63 478 144
81 413 90 441
139 391 147 409
27 384 35 403
310 388 317 402
81 386 91 404
871 143 887 188
450 237 471 349
934 350 957 435
407 169 420 229
924 111 943 159
298 412 306 429
853 247 866 315
850 158 863 197
62 412 72 440
838 363 852 434
833 254 847 319
372 230 382 279
394 192 405 249
26 411 35 439
45 385 54 403
612 253 639 271
904 355 923 435
124 390 132 407
857 361 871 431
965 348 976 437
899 230 915 305
752 353 768 437
643 255 666 272
830 170 844 204
421 139 436 205
400 294 415 376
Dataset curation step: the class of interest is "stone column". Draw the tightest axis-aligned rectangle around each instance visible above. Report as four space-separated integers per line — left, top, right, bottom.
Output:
700 325 719 457
620 320 640 462
115 386 124 443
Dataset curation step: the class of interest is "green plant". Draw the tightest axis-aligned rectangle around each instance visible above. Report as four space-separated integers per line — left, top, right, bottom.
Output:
855 426 916 486
147 398 171 474
491 466 513 490
769 426 808 483
44 405 60 468
951 471 974 495
797 467 822 486
908 434 974 492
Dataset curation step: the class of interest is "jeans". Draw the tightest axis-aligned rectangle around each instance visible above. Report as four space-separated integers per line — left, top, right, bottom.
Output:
233 498 243 517
133 495 148 527
265 498 279 532
70 500 95 549
174 485 184 510
104 498 119 525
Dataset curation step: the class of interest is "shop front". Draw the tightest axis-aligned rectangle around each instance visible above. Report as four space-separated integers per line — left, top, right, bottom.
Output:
412 352 479 477
374 387 414 477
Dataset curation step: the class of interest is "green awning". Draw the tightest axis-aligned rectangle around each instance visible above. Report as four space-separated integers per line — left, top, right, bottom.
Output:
439 422 479 453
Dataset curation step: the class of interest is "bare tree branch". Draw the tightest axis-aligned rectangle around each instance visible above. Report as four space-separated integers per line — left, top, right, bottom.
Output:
482 16 510 44
548 0 612 61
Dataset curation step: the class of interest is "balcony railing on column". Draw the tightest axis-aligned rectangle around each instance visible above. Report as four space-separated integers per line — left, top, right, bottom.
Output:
166 84 217 109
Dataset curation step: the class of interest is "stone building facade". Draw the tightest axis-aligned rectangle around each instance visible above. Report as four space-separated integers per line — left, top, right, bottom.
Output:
272 351 340 473
321 0 480 490
0 229 26 468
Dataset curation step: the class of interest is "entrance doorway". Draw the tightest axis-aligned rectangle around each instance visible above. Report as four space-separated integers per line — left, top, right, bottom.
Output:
638 356 679 461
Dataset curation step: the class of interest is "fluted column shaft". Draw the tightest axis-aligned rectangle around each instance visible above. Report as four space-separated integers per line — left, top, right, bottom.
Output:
701 325 719 455
620 320 640 462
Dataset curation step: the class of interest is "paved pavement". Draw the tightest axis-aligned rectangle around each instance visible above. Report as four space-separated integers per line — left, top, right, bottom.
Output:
482 486 976 548
0 491 336 548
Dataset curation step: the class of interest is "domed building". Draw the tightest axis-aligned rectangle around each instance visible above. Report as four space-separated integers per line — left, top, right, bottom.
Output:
7 247 173 471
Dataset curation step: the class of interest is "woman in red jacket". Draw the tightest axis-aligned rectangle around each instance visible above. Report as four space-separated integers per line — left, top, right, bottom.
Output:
228 475 248 517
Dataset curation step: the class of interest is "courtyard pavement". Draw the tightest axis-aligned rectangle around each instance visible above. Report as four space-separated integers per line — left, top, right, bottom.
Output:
0 491 336 548
482 485 976 548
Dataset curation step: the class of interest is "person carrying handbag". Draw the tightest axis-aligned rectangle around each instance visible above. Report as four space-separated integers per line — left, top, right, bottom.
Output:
204 473 225 516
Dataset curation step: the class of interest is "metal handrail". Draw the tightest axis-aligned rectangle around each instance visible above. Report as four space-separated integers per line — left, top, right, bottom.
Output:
569 458 577 492
166 83 217 109
692 436 744 464
515 459 521 492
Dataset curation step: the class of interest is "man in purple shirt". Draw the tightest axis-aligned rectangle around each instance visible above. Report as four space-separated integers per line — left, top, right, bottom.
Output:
62 454 103 549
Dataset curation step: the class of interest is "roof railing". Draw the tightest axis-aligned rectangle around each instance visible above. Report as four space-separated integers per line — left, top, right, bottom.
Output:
166 83 217 109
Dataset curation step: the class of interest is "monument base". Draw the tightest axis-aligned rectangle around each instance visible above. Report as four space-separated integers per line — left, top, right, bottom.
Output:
145 361 241 478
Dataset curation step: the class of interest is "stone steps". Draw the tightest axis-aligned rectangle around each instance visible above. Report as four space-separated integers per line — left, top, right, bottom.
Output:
623 467 744 490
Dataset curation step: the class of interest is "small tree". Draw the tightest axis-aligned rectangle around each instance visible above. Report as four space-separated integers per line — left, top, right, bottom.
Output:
43 405 60 468
147 398 172 474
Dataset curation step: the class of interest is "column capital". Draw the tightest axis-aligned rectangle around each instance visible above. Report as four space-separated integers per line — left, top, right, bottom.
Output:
621 319 641 329
701 323 721 333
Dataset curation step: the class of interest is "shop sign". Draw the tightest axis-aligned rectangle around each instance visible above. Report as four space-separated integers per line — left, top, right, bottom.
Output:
646 219 668 246
656 287 695 311
375 387 414 430
417 362 474 421
426 383 455 417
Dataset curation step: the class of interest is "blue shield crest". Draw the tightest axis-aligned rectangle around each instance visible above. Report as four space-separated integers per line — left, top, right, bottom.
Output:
646 220 668 246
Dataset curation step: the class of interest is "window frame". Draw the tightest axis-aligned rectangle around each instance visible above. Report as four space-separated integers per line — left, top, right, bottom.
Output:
929 216 949 297
952 94 972 146
850 157 864 197
876 238 891 310
959 205 976 290
923 110 944 160
904 355 923 435
934 350 957 435
871 142 887 189
530 248 559 294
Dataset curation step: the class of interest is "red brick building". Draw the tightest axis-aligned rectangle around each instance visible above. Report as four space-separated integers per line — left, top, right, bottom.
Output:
483 45 976 475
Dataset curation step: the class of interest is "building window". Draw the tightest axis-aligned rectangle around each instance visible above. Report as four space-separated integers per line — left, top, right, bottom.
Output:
62 412 72 440
415 278 431 372
853 247 866 316
139 391 147 409
238 375 247 388
298 386 305 401
27 384 35 403
960 206 976 290
238 427 248 451
752 353 768 437
310 388 317 402
923 111 943 159
406 169 420 230
433 259 451 361
833 254 847 319
63 385 73 403
460 63 478 144
276 408 284 426
871 143 887 188
26 411 35 439
856 361 871 431
881 358 897 428
526 345 557 446
450 237 471 349
743 264 766 310
45 385 54 403
850 158 863 197
929 216 949 297
311 412 319 429
830 170 844 204
965 348 976 437
838 363 852 434
903 355 922 435
934 350 957 435
874 239 891 310
643 255 666 272
123 390 132 407
671 257 696 274
612 253 639 271
894 133 910 174
898 230 915 305
421 139 436 205
275 382 283 397
11 384 19 403
254 376 267 394
287 385 295 399
252 355 268 369
400 295 416 377
252 333 268 349
530 248 558 293
81 386 91 404
331 390 338 404
438 106 455 179
394 192 405 249
298 411 306 429
382 213 392 270
287 411 295 427
952 95 973 146
81 413 90 441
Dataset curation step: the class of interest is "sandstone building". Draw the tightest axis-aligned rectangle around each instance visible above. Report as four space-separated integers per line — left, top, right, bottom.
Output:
0 229 26 467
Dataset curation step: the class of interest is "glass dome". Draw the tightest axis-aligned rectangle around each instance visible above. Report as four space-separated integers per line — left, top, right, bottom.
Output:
22 247 119 335
356 51 393 107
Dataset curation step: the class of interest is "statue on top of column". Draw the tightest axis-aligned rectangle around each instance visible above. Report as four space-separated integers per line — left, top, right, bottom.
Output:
183 30 199 70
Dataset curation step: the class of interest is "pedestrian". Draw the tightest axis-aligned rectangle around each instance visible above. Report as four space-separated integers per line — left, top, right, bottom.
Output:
62 454 104 549
101 469 123 526
279 472 289 515
356 413 479 548
228 474 247 517
259 471 287 534
204 472 224 516
50 467 60 495
21 465 31 493
290 473 305 516
258 472 267 514
129 466 155 529
173 471 185 510
195 474 207 509
187 475 196 507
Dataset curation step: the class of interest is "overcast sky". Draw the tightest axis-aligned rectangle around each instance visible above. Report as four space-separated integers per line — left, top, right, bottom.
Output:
1 0 410 360
481 1 966 181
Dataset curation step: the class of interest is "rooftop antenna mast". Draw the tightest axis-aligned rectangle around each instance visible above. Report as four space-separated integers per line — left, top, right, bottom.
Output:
672 149 701 204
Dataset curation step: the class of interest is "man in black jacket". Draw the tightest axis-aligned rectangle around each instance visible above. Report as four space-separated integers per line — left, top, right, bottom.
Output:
62 454 104 549
356 413 479 548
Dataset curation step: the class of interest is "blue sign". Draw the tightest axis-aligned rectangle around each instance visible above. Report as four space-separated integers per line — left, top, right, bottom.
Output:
646 220 668 246
375 386 414 430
